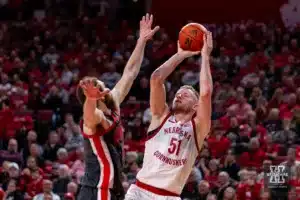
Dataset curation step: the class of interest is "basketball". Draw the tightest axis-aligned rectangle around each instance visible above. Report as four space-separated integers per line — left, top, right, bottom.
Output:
178 23 206 51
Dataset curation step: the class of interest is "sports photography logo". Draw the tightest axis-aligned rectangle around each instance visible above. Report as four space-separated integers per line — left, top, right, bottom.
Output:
265 165 290 189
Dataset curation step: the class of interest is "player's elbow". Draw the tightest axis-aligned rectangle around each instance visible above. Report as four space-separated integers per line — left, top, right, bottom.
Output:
200 89 212 98
150 70 164 83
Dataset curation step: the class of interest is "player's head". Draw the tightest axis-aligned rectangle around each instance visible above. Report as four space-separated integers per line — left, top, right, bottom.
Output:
172 85 199 113
76 76 117 111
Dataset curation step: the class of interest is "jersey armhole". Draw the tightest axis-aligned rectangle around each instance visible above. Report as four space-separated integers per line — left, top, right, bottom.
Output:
146 112 171 141
80 120 95 138
192 118 201 155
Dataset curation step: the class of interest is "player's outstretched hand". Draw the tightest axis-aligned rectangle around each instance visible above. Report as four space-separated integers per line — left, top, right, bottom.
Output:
139 13 160 41
79 79 110 100
201 31 213 56
177 41 201 58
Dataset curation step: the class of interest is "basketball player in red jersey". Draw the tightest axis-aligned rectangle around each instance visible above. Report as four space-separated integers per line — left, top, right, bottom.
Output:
125 27 213 200
76 14 159 200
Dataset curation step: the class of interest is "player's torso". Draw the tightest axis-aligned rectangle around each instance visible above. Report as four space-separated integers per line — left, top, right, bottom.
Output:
137 114 199 194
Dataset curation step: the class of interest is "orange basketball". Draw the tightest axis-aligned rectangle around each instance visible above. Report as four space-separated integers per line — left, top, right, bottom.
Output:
178 23 206 52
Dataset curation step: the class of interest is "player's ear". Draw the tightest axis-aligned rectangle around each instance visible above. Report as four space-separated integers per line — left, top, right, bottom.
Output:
192 103 198 112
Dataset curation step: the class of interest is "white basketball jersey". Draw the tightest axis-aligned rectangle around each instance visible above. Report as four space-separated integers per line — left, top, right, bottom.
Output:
136 113 200 195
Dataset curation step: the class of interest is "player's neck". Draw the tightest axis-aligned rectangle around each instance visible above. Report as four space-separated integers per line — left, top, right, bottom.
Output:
173 112 194 124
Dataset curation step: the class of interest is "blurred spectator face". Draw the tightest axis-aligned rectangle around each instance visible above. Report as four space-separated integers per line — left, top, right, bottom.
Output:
288 94 296 106
107 63 116 73
2 161 10 172
27 156 37 170
226 150 235 163
247 111 256 123
290 39 297 47
75 147 84 160
268 108 279 120
67 182 78 194
122 181 129 192
49 131 59 144
58 164 69 178
208 159 218 172
57 148 68 161
207 194 217 200
125 152 138 164
172 87 198 113
239 170 249 182
49 46 56 54
266 135 273 144
129 162 139 173
200 148 210 158
43 180 53 193
8 163 19 178
260 190 271 200
10 50 17 58
218 172 229 185
198 180 210 195
262 160 272 171
249 138 260 150
236 87 245 97
27 130 37 142
30 50 36 59
30 143 40 157
7 139 18 153
287 148 296 162
251 87 261 98
248 170 257 181
224 187 235 199
65 113 74 124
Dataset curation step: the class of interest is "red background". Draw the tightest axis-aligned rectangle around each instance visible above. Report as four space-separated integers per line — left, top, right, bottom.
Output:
151 0 287 33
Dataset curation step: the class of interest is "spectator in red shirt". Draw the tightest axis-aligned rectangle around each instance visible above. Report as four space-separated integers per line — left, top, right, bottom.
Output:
280 93 298 119
207 126 231 159
239 138 266 170
268 88 284 110
200 159 220 189
236 170 262 200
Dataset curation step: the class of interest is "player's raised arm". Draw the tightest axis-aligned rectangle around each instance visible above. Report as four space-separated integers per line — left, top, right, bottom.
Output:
79 78 110 133
195 32 213 138
150 43 200 118
112 14 159 106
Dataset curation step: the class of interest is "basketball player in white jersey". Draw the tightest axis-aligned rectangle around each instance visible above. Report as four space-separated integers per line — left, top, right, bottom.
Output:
125 26 213 200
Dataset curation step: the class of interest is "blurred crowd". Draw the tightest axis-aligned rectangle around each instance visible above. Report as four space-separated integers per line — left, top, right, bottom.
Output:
0 4 299 200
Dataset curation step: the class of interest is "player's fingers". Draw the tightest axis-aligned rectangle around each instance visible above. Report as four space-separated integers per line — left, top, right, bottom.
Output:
192 51 201 55
142 16 145 23
145 13 149 23
150 26 160 35
149 14 153 25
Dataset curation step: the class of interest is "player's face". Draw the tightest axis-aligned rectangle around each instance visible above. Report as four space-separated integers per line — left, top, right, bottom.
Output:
172 88 197 112
96 80 115 110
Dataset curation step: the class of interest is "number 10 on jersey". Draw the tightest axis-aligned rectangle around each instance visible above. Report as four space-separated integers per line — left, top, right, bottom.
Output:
168 138 182 156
